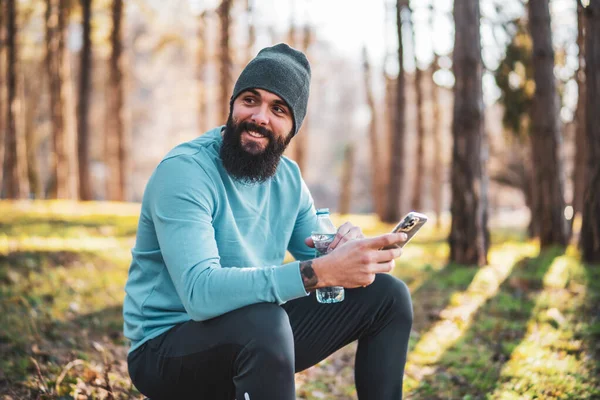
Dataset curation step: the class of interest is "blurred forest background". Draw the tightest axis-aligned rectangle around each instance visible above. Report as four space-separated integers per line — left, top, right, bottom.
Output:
1 0 600 262
1 0 600 398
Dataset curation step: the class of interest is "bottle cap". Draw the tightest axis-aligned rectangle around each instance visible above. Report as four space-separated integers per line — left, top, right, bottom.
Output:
316 208 330 215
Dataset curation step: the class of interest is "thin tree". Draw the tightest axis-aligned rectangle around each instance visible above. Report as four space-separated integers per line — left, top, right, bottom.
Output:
362 47 383 217
430 54 444 228
580 0 600 262
338 143 355 215
283 2 298 164
0 0 5 193
293 22 313 173
45 0 70 199
217 0 232 125
409 5 426 212
429 2 444 228
77 0 92 200
246 0 256 63
3 0 27 198
197 10 209 133
448 0 489 266
572 0 587 230
528 0 569 248
23 64 42 199
383 0 407 223
105 0 126 201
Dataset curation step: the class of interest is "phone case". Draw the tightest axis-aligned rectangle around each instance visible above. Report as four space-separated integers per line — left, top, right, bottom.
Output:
382 211 428 250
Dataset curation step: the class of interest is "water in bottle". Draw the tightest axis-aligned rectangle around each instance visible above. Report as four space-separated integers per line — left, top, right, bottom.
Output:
311 208 344 303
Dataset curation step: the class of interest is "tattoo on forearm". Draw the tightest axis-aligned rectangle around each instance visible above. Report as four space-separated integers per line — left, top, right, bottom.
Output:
300 260 319 291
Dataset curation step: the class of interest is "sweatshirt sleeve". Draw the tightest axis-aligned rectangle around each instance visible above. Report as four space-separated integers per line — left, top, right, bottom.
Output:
148 156 308 321
287 177 318 261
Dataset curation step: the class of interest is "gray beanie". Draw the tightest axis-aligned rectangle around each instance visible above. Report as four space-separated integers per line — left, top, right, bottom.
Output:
230 43 311 136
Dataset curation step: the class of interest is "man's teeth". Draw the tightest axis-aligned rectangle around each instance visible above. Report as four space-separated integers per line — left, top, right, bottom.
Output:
247 130 264 138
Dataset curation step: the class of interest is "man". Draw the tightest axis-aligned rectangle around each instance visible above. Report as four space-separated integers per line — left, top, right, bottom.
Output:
124 43 413 399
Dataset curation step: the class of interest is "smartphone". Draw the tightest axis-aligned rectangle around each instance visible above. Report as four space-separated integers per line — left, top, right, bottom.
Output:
381 211 428 250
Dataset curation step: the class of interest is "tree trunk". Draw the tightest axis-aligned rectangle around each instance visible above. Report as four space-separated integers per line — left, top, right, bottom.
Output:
283 9 298 163
3 0 26 198
338 143 355 215
572 0 587 230
77 0 92 200
23 67 41 199
528 0 569 248
293 23 312 174
197 10 209 133
45 0 70 199
383 0 407 223
0 1 5 194
580 0 600 263
105 0 126 201
409 7 426 212
448 0 489 266
382 74 395 217
431 56 444 229
362 47 383 217
522 142 537 238
246 0 255 63
217 0 232 125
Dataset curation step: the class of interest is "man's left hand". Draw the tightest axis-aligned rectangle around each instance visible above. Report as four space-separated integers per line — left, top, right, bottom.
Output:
327 222 364 251
304 222 365 251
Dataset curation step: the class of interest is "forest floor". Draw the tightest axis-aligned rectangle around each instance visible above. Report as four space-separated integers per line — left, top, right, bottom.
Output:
0 200 599 400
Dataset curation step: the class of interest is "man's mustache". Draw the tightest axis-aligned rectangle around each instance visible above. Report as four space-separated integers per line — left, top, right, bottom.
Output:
238 121 274 140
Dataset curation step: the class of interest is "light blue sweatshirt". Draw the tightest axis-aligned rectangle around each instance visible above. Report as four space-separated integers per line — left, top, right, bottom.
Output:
123 127 317 353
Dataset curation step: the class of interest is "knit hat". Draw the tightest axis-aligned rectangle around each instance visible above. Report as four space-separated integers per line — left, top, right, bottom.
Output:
230 43 311 136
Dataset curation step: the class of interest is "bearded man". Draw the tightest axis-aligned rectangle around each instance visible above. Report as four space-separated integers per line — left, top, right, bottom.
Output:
124 43 413 399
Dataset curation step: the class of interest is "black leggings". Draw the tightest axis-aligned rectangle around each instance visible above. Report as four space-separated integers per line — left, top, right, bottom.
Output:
127 273 413 400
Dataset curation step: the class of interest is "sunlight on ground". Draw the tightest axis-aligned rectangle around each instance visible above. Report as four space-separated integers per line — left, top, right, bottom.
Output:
403 242 538 393
0 236 133 256
490 252 593 399
0 200 141 217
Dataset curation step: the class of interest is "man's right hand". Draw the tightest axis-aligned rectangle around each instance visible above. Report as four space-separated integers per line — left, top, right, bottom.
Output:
303 232 407 290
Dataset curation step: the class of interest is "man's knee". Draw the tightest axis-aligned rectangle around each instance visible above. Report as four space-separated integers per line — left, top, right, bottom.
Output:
236 303 295 371
374 274 413 326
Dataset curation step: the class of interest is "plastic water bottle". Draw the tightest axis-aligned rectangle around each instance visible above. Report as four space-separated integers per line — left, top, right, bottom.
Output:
311 208 344 303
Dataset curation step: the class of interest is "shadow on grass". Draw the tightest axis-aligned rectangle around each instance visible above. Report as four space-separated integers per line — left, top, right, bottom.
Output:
408 248 562 399
0 250 112 283
408 264 480 352
0 250 126 389
0 304 134 399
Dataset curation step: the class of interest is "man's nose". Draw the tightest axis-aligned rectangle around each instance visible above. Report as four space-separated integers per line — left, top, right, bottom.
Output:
251 105 269 126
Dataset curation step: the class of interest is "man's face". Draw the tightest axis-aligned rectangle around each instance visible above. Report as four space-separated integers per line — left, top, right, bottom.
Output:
220 89 294 183
232 88 294 154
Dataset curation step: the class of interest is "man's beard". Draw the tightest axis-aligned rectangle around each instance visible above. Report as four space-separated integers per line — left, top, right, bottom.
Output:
219 115 293 184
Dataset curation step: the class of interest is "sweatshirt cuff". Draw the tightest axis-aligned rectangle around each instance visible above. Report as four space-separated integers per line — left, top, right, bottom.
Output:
273 261 309 303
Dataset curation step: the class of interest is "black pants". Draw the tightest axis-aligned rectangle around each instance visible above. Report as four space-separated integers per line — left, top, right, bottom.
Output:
127 273 413 399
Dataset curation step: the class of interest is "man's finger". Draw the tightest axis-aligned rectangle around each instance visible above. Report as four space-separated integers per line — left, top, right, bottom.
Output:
304 237 315 248
364 233 407 250
330 226 363 250
329 222 354 249
369 260 395 274
373 248 403 263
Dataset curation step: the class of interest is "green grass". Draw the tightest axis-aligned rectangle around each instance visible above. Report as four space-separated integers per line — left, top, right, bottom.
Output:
0 200 599 399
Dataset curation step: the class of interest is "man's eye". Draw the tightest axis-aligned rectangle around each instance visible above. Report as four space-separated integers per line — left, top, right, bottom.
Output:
273 106 285 114
244 97 256 104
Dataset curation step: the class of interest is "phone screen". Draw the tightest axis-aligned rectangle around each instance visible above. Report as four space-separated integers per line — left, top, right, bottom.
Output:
382 212 428 250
